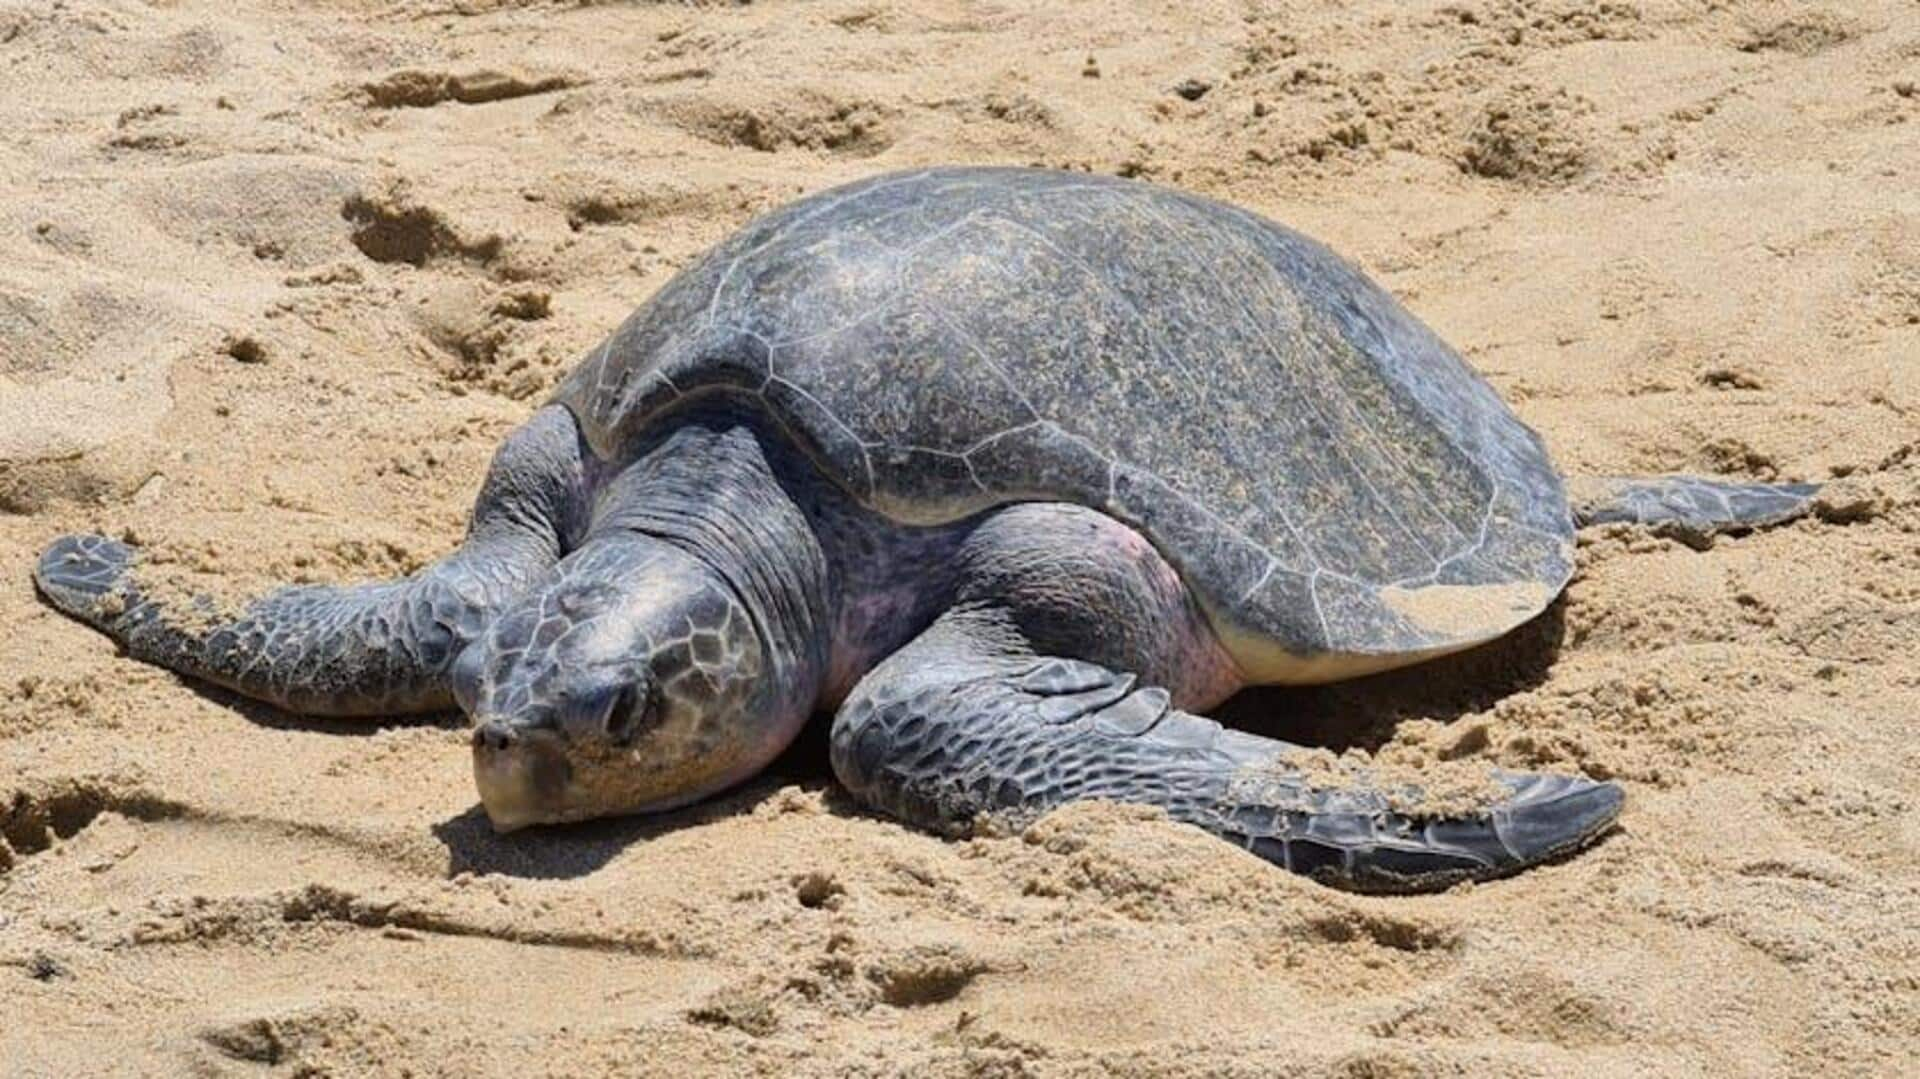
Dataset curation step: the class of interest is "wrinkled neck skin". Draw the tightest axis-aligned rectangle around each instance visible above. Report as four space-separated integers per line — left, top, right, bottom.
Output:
593 405 976 705
592 420 834 730
469 403 969 829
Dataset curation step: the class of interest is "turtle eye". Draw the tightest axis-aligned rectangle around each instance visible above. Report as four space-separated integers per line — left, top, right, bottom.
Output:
603 683 657 746
449 644 486 714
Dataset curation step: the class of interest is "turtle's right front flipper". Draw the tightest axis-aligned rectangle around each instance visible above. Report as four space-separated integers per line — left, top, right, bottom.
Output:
33 405 589 717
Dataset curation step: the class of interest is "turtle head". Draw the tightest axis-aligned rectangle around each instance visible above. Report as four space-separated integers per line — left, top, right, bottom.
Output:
456 533 798 832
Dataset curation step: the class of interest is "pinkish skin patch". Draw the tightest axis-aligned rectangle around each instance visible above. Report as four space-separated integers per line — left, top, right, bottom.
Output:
1167 628 1245 713
821 511 1246 714
1093 522 1245 710
822 586 929 706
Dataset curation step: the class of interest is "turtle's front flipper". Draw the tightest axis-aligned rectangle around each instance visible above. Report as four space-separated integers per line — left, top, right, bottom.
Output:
1568 475 1819 541
832 612 1622 893
34 406 589 716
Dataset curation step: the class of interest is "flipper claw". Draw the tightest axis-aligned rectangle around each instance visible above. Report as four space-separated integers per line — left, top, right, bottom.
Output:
35 533 139 626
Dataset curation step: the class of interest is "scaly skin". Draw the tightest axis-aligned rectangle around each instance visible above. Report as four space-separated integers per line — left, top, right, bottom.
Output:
34 406 589 715
460 418 845 830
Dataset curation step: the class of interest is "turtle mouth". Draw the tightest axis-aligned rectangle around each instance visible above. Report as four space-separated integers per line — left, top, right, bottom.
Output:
469 713 800 832
471 721 575 832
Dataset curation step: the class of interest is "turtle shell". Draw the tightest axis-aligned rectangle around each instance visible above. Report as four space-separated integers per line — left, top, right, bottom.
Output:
553 168 1574 682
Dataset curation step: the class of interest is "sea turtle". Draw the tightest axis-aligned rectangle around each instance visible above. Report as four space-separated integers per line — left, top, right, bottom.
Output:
34 167 1820 892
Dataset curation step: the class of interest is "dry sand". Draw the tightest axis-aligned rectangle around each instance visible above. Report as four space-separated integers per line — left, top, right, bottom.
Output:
1 1 1916 1075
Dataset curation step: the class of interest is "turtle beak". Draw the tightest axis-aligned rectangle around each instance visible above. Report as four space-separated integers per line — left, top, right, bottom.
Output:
471 720 574 832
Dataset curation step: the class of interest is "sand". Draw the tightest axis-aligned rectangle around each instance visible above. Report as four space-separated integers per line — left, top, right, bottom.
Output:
1 0 1915 1074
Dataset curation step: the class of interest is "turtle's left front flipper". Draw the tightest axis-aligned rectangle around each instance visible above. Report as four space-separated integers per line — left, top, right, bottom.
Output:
1568 475 1820 542
33 406 588 716
831 611 1624 894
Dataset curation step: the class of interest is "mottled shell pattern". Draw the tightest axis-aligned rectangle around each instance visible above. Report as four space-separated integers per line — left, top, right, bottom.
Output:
553 168 1573 682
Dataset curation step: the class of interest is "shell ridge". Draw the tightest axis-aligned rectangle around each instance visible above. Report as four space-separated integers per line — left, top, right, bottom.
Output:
1387 478 1500 589
993 211 1207 389
703 169 936 330
922 307 1043 421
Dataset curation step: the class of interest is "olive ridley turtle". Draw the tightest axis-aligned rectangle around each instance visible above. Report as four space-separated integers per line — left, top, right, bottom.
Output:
35 168 1820 892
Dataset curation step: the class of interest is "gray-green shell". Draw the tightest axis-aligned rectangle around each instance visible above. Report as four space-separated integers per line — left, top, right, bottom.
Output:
554 168 1574 680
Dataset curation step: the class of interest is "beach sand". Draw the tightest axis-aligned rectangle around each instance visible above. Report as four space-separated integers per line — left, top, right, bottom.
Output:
1 1 1915 1074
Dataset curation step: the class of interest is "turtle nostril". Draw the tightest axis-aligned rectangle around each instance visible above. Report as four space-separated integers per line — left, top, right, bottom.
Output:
473 720 518 752
603 685 637 744
603 683 658 746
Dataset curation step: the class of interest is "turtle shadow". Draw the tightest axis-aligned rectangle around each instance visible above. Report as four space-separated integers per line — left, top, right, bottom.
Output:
171 673 842 881
432 805 680 880
1215 594 1568 753
180 682 467 738
429 725 848 881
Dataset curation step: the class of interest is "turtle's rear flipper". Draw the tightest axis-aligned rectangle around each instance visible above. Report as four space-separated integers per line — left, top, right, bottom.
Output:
1568 475 1819 546
33 406 588 717
832 614 1624 894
